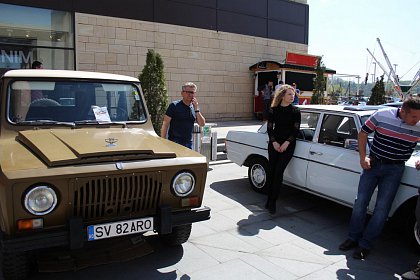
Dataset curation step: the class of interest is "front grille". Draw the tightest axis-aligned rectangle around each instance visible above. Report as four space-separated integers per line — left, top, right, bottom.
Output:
72 172 162 221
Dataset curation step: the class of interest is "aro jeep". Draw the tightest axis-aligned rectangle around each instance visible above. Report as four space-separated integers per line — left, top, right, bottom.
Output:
0 69 210 279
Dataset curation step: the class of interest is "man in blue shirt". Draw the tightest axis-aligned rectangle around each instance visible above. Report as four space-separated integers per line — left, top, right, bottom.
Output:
161 82 206 149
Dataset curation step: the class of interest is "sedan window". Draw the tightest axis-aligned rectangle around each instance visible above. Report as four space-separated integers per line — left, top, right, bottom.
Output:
297 112 319 141
318 114 357 147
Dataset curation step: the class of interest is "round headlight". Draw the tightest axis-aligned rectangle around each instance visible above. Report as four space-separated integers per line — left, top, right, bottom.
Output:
172 172 195 197
24 186 57 215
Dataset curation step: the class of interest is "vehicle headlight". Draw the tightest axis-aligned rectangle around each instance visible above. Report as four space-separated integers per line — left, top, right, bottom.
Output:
24 186 57 215
172 172 195 197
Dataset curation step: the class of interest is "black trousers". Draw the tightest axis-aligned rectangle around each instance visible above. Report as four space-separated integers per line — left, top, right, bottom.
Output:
267 142 295 201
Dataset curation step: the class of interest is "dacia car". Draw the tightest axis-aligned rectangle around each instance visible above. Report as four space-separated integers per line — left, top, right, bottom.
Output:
0 69 210 279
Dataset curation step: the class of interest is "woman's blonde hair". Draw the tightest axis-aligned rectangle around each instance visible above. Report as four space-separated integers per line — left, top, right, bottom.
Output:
271 84 295 108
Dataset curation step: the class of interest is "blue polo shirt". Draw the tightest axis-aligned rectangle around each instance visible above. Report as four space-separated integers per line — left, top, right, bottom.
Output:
166 100 197 146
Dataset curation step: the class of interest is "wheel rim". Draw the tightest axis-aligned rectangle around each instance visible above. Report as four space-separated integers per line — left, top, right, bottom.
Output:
415 221 420 246
250 163 266 189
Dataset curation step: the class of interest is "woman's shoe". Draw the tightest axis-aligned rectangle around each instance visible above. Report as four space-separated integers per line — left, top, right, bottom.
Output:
268 204 276 214
265 199 276 214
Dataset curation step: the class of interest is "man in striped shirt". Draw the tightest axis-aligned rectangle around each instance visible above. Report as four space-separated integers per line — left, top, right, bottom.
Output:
339 96 420 260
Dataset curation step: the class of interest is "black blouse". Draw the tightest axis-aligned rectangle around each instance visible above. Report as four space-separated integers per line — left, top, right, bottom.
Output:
267 104 301 144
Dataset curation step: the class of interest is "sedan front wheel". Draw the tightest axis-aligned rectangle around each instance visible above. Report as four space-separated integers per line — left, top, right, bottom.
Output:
247 157 270 194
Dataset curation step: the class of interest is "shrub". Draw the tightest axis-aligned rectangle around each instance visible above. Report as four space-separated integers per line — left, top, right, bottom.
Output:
139 49 169 133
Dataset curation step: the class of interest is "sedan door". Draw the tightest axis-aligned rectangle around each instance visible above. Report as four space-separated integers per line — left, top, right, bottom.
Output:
306 113 362 206
284 111 321 189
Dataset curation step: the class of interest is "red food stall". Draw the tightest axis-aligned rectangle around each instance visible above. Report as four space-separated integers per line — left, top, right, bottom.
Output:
250 52 336 119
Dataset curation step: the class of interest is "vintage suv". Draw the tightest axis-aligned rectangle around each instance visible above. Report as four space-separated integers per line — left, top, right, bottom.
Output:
226 105 419 247
0 69 210 279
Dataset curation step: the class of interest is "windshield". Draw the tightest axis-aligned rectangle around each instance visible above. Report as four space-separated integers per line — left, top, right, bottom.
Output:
8 80 146 124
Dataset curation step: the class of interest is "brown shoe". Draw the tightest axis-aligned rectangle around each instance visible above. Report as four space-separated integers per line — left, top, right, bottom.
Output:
339 239 358 251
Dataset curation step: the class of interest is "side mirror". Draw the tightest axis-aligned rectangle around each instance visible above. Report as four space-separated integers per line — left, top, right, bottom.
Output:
344 139 358 151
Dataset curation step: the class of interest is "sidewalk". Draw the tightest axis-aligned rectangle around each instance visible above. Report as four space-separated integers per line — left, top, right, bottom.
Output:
210 120 264 139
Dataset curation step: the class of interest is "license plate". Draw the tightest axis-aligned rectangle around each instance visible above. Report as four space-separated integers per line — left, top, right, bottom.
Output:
87 217 154 241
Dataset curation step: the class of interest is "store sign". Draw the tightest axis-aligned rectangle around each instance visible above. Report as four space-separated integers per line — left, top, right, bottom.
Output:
0 50 33 64
286 52 318 68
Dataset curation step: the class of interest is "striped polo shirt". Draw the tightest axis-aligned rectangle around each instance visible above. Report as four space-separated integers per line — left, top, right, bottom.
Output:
362 107 420 162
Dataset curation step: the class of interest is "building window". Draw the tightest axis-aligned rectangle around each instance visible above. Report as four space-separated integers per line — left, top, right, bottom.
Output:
0 3 74 75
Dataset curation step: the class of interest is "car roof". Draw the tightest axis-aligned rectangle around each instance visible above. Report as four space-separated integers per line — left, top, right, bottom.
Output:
383 102 402 107
2 69 139 82
297 104 386 116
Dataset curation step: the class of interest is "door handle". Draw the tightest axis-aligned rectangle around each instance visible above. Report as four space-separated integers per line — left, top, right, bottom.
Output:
310 151 323 155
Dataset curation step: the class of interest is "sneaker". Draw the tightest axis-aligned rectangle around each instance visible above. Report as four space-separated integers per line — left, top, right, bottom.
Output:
339 239 358 251
352 246 370 260
402 261 420 280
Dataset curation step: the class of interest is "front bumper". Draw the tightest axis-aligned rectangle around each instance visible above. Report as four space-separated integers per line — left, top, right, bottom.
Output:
1 205 211 253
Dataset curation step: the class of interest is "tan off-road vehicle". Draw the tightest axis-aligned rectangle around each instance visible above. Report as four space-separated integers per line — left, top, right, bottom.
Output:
0 69 210 279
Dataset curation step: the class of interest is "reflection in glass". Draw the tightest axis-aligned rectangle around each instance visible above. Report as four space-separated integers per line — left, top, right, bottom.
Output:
8 80 147 124
0 3 74 48
0 3 75 75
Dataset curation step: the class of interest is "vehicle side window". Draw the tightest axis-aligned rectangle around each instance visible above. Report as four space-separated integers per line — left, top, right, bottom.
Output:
297 112 319 141
318 114 357 147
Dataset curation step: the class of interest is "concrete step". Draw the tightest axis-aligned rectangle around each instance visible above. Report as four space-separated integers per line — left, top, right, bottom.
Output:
209 137 227 162
216 151 227 161
216 137 226 161
217 142 225 153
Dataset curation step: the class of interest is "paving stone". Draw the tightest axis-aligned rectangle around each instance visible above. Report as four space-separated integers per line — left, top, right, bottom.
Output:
188 259 273 280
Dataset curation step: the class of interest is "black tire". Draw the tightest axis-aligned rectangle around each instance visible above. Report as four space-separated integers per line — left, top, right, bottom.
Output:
1 251 31 280
414 221 420 248
247 157 270 194
160 224 192 246
391 199 420 250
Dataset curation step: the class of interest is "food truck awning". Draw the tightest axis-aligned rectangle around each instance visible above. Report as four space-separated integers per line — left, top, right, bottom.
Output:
249 60 336 74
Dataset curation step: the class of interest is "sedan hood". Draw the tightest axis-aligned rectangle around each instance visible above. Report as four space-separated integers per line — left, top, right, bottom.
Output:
17 128 177 167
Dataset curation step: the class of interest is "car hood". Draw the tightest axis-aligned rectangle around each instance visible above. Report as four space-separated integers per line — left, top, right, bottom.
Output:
14 128 179 167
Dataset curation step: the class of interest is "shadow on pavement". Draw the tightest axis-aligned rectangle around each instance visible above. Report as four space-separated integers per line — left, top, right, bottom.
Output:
29 235 187 280
210 177 417 279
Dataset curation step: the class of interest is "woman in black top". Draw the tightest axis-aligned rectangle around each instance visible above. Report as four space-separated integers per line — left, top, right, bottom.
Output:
265 84 301 214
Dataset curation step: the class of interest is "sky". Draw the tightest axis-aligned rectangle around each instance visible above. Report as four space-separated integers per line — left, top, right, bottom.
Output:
307 0 420 83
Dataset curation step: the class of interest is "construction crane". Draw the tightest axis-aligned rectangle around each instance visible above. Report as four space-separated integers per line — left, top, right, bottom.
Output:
366 48 398 96
376 38 404 98
407 68 420 94
366 48 390 80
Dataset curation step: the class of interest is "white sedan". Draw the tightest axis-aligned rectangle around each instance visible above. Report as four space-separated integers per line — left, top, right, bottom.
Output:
226 105 420 247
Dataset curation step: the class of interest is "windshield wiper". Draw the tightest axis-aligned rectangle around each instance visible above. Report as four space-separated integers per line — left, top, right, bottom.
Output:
74 120 127 127
17 120 75 127
74 120 100 124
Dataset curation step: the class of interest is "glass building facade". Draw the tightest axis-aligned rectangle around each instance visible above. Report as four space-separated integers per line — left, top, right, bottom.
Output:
0 3 75 76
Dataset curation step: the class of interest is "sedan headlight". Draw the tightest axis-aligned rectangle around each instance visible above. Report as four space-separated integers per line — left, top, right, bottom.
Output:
24 185 57 215
172 172 195 197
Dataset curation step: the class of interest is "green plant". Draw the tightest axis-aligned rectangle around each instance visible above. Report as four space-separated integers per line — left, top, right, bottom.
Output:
139 49 169 133
311 57 326 104
367 76 386 105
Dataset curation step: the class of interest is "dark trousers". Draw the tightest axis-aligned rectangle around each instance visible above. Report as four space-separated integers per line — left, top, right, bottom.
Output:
263 99 271 119
267 142 295 201
416 193 420 224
